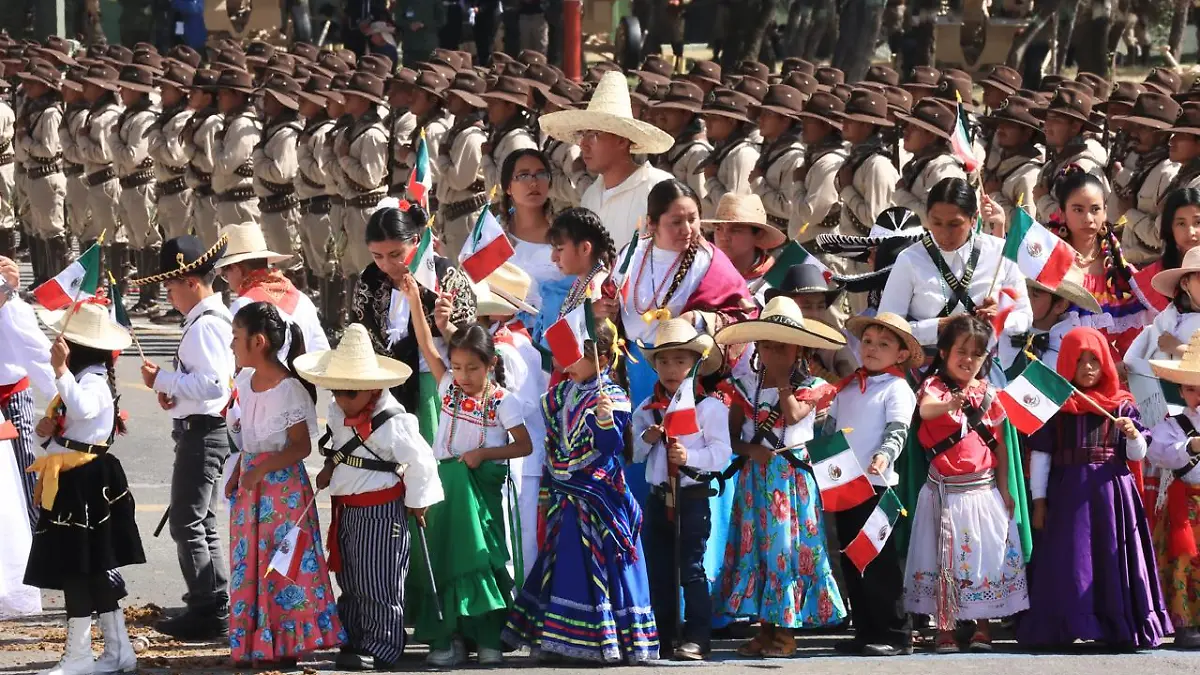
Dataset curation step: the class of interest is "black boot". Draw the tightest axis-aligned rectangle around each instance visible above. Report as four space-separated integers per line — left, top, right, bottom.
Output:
154 604 230 641
110 243 130 298
0 229 16 260
46 236 68 280
26 236 43 289
130 249 160 315
325 274 349 341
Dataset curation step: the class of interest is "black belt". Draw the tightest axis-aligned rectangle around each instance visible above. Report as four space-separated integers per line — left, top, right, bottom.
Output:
0 154 13 166
301 195 332 215
261 178 294 196
441 192 488 221
195 184 214 197
330 196 346 206
86 167 116 186
54 436 109 455
28 162 62 179
767 213 788 230
158 176 188 195
172 414 227 433
649 482 714 500
218 187 256 202
119 169 155 189
63 161 84 176
301 174 325 191
234 161 254 178
135 157 154 171
347 190 386 208
260 192 299 213
191 169 212 184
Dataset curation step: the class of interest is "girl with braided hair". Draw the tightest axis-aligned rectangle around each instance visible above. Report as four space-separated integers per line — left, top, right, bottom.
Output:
1052 165 1151 356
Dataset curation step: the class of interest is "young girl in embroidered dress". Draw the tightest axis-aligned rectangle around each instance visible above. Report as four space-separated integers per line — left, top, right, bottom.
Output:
224 301 343 668
543 207 616 326
906 315 1028 653
408 297 533 668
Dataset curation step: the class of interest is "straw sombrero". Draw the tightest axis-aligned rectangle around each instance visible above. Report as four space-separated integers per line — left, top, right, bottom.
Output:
700 193 787 250
637 319 724 376
714 296 846 349
1028 266 1101 314
480 262 538 315
294 324 413 390
38 302 132 352
539 70 675 155
845 312 924 368
214 223 293 268
1151 247 1200 297
475 280 519 317
1151 330 1200 386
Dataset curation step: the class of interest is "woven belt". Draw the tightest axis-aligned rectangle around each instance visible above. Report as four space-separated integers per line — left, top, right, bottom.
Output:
441 192 488 221
234 161 254 178
63 161 84 176
1052 446 1118 466
0 154 12 166
260 192 299 213
86 167 116 186
119 169 155 189
28 162 62 179
195 184 214 197
347 190 386 208
219 187 256 203
301 195 332 215
927 466 996 630
158 176 188 195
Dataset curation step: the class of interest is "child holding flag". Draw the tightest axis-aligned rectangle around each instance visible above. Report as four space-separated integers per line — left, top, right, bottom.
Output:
504 320 659 664
223 302 343 667
1017 326 1170 649
407 297 532 667
536 207 617 344
631 319 731 661
905 315 1028 653
821 311 920 657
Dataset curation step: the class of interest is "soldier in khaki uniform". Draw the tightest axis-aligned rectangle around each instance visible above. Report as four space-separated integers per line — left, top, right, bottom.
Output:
148 63 197 243
211 68 261 229
76 64 126 282
752 85 808 238
535 79 589 210
334 72 390 281
113 65 162 314
13 60 67 282
1033 90 1110 222
892 99 968 223
252 73 303 278
1112 92 1182 265
653 81 710 206
793 92 849 242
387 70 419 197
436 72 489 260
837 89 900 237
0 74 15 259
1165 104 1200 195
60 71 91 251
480 76 539 196
700 90 760 217
184 70 222 246
297 78 339 325
397 71 453 205
980 96 1043 221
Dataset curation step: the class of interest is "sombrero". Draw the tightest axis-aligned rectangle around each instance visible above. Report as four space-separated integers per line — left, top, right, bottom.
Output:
1151 246 1200 297
539 70 675 155
38 301 132 352
480 262 538 315
1027 266 1101 314
714 296 846 349
1151 330 1200 387
214 223 293 268
294 324 413 390
637 319 724 376
814 206 922 263
700 193 786 250
845 312 924 368
132 233 229 286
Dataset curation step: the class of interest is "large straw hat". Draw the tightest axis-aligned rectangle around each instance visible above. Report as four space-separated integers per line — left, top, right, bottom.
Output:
700 193 786 250
479 262 537 315
1027 266 1101 313
475 280 519 317
38 302 132 352
294 324 413 390
638 319 724 376
845 312 924 368
215 223 293 268
714 296 846 349
539 70 675 155
1151 247 1200 297
1151 330 1200 386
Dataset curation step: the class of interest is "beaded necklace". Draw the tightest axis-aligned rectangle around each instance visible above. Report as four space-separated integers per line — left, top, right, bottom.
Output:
631 242 686 315
561 262 606 315
444 379 495 456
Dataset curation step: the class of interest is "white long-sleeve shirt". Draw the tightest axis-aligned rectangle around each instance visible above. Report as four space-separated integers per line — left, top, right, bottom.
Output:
153 294 234 418
0 298 55 397
1148 410 1200 485
40 364 113 456
580 163 674 245
632 394 732 487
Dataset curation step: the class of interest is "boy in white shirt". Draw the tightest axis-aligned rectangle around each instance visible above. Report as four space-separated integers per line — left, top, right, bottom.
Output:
632 319 731 662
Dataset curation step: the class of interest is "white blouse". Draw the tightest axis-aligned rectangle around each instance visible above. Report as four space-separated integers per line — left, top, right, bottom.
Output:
387 289 448 374
510 236 564 310
431 373 524 462
1148 410 1200 485
234 369 318 456
41 364 114 457
612 238 713 345
730 368 817 449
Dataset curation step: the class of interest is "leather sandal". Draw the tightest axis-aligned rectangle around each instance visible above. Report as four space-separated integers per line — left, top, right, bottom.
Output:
761 630 797 658
736 627 772 657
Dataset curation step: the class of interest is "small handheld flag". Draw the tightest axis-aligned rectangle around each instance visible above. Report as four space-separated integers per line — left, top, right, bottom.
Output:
807 430 875 512
997 359 1074 434
407 128 432 209
951 99 979 174
544 299 596 368
458 207 515 282
662 356 704 438
266 491 318 582
843 488 907 573
405 226 439 293
765 240 831 288
33 242 102 310
1002 208 1074 289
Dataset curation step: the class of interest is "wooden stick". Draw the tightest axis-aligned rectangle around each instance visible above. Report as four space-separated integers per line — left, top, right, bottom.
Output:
1068 383 1120 423
984 193 1023 300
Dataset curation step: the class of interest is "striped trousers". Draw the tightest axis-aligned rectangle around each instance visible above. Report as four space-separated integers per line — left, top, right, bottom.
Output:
4 388 38 528
335 496 410 663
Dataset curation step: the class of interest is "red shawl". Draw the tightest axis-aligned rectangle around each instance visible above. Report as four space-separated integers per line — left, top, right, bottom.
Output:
1056 327 1134 415
238 269 301 314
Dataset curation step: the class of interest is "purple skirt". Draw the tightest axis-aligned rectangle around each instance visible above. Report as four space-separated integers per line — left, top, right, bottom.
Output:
1016 459 1171 648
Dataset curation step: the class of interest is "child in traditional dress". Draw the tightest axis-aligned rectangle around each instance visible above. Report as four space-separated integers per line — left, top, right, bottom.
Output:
300 324 444 672
906 315 1028 653
1147 333 1200 648
1002 269 1097 379
537 207 616 340
224 302 344 668
27 303 144 675
632 319 731 661
823 312 919 657
504 320 659 664
713 297 848 657
1018 325 1170 650
408 304 533 667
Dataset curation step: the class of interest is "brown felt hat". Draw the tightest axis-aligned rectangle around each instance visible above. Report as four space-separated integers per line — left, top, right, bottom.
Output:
981 95 1042 132
885 85 913 114
654 80 706 113
1172 102 1200 135
1034 88 1103 132
1076 72 1109 101
897 98 957 140
80 63 120 92
16 58 62 91
739 60 770 83
814 66 844 89
703 88 752 123
1097 81 1144 112
245 40 276 65
1113 91 1182 130
781 57 815 76
1144 67 1183 95
784 71 818 97
796 90 845 130
342 70 387 104
755 84 807 119
168 44 201 69
980 64 1021 95
117 64 157 93
296 73 331 107
535 77 585 110
208 67 255 94
261 72 301 110
835 88 893 127
639 54 674 79
106 44 133 64
734 76 768 103
446 70 488 108
934 74 977 111
292 42 318 63
688 60 722 86
865 64 900 87
480 75 531 107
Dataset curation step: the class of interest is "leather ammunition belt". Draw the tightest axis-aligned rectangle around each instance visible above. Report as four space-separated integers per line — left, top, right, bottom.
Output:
441 192 488 221
301 195 332 215
767 214 788 230
301 174 325 191
162 163 188 177
821 204 842 230
234 161 254 178
218 186 256 202
86 166 116 186
28 162 62 180
119 169 155 189
194 184 214 197
347 190 386 208
158 176 188 195
0 154 12 166
330 196 345 206
191 169 212 184
0 140 10 154
135 157 154 171
261 178 295 196
260 192 299 213
63 161 84 176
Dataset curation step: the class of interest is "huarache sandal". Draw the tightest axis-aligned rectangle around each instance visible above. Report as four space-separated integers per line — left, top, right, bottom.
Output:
736 625 773 656
761 630 797 658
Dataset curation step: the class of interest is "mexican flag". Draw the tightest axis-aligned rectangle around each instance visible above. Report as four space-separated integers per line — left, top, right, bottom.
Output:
952 101 979 173
33 242 101 310
807 430 874 511
407 128 432 209
544 298 595 368
266 522 311 582
1002 207 1073 288
616 229 644 301
663 357 704 437
991 287 1019 337
459 207 514 282
844 488 906 573
405 226 439 293
998 359 1075 434
107 274 131 329
765 240 831 287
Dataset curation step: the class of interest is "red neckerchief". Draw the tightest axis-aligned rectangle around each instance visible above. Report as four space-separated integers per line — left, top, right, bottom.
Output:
805 366 907 409
238 269 300 314
642 381 705 410
343 392 383 439
743 251 774 282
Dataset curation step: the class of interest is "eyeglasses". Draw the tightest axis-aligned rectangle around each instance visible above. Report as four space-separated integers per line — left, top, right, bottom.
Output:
511 170 551 184
576 130 612 144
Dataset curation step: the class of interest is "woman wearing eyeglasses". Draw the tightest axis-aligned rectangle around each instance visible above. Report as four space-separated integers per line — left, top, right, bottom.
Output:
502 149 565 331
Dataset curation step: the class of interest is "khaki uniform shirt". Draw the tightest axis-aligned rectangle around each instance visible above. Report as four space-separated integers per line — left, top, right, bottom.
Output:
1116 157 1180 265
793 143 849 242
840 152 898 236
212 110 261 195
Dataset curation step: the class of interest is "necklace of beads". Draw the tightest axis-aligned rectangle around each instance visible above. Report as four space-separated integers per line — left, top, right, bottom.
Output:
562 262 605 315
632 244 685 315
445 380 494 456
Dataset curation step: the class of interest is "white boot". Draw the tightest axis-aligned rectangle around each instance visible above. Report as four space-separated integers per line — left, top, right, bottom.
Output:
94 610 136 673
37 616 95 675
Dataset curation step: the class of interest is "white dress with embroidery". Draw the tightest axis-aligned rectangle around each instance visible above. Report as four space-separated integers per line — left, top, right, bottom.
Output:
235 369 319 460
0 411 40 617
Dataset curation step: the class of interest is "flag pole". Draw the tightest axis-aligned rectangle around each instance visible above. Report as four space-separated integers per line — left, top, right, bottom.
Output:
56 230 106 339
1024 351 1119 423
108 272 147 362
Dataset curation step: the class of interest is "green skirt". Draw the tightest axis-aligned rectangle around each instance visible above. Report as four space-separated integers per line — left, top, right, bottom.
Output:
409 459 514 649
415 371 439 444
